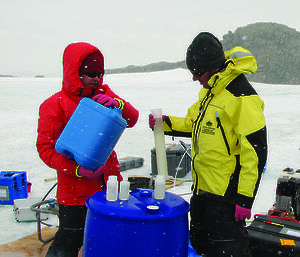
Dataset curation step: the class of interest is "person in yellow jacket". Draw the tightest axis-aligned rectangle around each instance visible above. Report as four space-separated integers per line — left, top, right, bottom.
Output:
149 32 267 256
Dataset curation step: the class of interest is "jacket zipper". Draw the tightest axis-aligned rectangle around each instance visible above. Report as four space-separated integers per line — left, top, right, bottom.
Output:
191 91 213 194
192 78 219 194
193 89 213 149
192 155 198 194
216 112 231 156
193 78 218 149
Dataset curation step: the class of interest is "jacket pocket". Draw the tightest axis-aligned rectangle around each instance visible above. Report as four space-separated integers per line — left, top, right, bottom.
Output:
216 112 231 156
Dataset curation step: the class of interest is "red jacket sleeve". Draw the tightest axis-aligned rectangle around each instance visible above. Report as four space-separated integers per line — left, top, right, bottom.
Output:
100 85 139 128
36 97 78 176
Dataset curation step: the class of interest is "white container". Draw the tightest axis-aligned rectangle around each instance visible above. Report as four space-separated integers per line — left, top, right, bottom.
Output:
106 176 118 201
14 197 49 222
119 180 130 201
154 175 166 200
151 108 168 178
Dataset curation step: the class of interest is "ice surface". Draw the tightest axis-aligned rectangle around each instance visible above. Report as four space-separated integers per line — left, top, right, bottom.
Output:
1 69 300 248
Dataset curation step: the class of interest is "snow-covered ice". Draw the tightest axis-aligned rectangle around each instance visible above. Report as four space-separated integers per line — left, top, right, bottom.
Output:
1 68 300 246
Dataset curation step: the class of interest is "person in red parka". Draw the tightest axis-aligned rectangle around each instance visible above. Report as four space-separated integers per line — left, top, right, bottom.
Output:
36 42 139 257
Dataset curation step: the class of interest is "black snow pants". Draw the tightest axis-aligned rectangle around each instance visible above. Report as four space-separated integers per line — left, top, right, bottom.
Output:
45 204 87 257
189 192 253 257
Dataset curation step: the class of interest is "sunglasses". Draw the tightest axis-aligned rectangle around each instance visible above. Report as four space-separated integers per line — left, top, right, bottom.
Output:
192 70 205 77
84 72 103 78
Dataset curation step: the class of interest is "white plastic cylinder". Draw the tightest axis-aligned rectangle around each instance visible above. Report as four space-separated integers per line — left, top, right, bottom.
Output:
154 175 166 200
106 175 118 201
119 180 130 201
151 108 168 179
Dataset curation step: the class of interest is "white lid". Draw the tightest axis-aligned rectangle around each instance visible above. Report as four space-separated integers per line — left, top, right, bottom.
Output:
108 175 118 181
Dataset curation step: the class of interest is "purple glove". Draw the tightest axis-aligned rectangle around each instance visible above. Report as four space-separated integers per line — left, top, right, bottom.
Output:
148 114 166 129
76 165 106 179
92 94 120 108
235 204 251 221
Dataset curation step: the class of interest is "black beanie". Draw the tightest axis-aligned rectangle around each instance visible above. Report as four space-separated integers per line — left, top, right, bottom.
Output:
186 32 225 74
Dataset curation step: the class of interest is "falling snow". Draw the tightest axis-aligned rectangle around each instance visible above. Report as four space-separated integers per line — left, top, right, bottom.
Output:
0 69 300 255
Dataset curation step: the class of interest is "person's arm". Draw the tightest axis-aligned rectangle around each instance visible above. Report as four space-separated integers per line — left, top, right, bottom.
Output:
161 102 198 138
94 86 139 128
36 99 78 176
233 96 268 209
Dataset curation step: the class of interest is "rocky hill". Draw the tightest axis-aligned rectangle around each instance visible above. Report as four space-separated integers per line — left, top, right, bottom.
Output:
107 22 300 85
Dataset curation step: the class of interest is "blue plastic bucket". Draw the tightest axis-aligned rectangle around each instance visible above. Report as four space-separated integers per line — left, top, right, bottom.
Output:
55 98 127 170
83 189 190 257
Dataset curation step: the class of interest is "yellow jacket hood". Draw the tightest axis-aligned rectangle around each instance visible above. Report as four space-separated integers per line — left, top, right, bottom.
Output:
207 46 257 95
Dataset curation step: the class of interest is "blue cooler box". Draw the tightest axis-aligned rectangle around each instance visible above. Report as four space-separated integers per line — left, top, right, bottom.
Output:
0 171 28 205
83 189 190 257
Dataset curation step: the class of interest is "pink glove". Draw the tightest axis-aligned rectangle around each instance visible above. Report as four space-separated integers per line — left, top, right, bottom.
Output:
76 165 106 179
148 114 166 129
235 204 251 221
92 94 120 108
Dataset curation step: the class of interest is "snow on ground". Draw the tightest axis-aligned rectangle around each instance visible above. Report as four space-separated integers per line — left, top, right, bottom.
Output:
1 69 300 245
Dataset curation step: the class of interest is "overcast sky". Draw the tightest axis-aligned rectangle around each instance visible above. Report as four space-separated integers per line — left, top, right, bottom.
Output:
1 0 300 77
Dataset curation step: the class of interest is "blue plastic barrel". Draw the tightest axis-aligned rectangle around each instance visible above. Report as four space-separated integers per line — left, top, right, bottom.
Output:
188 239 201 257
83 189 190 257
55 98 127 171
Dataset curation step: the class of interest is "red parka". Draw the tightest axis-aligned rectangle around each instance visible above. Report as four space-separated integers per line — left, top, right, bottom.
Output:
36 42 139 205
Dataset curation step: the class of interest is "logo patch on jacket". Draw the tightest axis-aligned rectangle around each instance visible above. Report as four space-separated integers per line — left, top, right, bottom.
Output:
201 121 215 135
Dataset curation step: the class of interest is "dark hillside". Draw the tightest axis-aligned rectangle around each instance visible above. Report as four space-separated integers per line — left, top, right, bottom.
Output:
221 22 300 84
107 22 300 85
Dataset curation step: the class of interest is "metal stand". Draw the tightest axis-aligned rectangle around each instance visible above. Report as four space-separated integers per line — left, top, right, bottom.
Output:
31 182 59 243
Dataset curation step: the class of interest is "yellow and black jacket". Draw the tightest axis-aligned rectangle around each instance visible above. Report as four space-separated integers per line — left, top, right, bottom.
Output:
163 47 267 209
